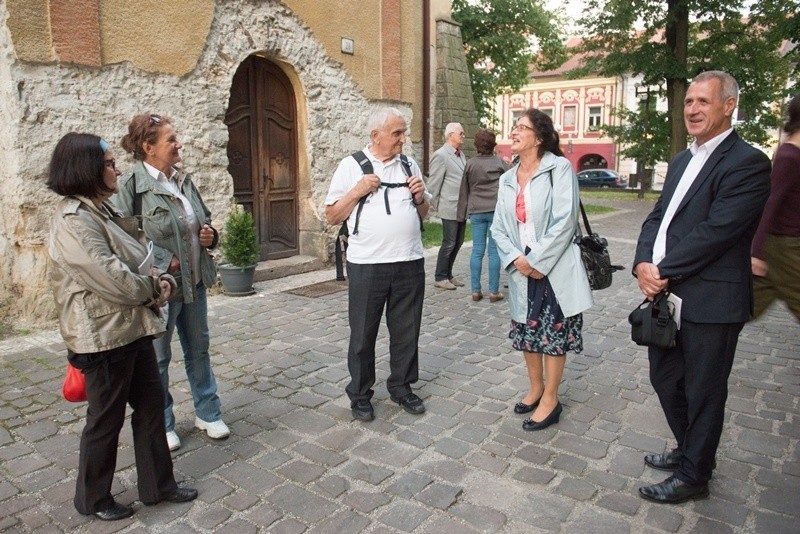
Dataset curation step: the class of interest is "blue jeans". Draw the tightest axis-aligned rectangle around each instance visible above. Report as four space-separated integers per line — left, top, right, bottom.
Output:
154 283 221 432
469 212 500 293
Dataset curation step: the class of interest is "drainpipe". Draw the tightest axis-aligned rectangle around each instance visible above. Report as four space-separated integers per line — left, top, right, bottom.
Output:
423 0 431 175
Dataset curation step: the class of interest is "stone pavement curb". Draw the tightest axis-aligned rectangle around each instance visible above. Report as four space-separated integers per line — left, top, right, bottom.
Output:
0 198 798 533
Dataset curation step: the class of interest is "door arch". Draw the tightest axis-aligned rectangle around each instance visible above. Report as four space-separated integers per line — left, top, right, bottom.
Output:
578 154 607 171
225 55 299 260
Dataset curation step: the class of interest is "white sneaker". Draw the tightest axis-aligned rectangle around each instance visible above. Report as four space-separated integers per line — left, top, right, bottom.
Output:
166 431 181 451
195 417 230 439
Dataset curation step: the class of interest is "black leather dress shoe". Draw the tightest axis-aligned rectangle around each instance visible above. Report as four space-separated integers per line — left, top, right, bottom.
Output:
143 487 198 506
92 501 134 521
351 400 374 421
514 396 541 414
522 402 562 431
645 448 683 471
639 475 709 504
645 449 716 472
391 393 425 415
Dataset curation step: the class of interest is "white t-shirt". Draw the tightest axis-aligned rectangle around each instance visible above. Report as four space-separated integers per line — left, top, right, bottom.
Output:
325 146 429 264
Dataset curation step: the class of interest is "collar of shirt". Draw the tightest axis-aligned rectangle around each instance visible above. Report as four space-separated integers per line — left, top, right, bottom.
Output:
689 128 733 156
143 160 179 185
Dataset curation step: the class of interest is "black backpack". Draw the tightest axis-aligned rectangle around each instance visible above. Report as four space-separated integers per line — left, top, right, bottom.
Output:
334 151 419 281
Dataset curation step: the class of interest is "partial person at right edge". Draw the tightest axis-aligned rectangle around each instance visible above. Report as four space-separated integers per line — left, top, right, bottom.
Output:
428 122 467 290
456 128 508 303
324 107 431 422
750 92 800 323
113 113 229 452
633 71 771 504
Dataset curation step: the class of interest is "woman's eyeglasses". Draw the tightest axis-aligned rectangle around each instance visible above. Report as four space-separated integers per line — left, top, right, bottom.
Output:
510 123 534 134
149 114 162 126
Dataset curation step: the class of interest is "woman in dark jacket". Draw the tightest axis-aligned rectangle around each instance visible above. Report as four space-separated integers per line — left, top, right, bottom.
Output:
457 129 508 302
47 132 197 521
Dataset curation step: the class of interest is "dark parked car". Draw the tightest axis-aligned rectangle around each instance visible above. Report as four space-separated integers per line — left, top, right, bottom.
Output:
577 169 628 188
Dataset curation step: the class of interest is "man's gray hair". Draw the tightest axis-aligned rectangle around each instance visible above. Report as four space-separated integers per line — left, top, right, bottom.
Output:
692 71 739 102
444 122 462 141
367 107 404 134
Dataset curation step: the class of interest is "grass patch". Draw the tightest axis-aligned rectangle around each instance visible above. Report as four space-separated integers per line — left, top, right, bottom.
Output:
423 222 473 248
583 204 615 215
581 190 660 202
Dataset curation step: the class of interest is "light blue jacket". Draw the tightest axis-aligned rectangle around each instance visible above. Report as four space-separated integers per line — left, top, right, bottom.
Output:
491 152 592 320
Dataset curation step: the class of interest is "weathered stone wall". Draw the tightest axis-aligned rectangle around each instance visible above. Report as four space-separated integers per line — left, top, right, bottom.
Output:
434 18 480 157
0 0 414 326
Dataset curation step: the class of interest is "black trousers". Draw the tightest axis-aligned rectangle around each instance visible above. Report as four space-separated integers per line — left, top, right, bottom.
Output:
434 219 466 281
345 259 425 405
648 320 743 485
73 337 177 514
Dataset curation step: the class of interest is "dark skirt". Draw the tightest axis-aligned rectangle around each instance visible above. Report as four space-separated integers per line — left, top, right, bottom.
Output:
509 276 583 355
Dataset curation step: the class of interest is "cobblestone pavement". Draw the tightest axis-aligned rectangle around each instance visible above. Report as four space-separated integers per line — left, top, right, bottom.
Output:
1 198 798 533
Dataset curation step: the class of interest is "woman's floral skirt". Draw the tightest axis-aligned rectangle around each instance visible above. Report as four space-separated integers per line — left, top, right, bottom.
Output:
509 276 583 355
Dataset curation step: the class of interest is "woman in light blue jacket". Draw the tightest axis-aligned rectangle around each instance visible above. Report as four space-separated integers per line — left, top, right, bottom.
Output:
491 108 592 431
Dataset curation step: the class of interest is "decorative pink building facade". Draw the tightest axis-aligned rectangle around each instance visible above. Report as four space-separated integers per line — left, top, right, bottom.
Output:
493 42 623 173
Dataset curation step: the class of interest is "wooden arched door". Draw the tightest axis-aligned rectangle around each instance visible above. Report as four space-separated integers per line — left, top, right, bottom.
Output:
225 56 298 260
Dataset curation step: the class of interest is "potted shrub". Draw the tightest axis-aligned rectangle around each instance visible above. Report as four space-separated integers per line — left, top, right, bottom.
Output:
218 203 260 296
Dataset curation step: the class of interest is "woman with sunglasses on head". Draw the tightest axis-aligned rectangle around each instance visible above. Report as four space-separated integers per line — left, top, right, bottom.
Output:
47 132 197 521
114 114 228 453
491 109 592 431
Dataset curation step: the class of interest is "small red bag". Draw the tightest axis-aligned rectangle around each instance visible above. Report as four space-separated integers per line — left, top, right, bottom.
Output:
62 363 87 402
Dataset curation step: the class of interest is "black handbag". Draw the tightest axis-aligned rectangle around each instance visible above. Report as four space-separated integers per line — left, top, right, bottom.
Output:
574 200 623 290
628 292 678 349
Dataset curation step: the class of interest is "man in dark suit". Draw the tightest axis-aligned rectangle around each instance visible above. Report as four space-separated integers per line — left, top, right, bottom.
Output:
633 71 771 503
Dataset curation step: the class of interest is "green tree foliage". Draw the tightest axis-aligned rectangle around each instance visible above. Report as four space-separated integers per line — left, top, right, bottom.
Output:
573 0 797 159
451 0 566 126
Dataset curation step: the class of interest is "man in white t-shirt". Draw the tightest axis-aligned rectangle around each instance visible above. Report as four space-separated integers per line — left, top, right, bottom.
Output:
325 107 431 422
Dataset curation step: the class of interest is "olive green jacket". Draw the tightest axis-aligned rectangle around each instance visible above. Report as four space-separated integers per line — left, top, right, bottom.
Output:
48 196 172 353
113 161 218 303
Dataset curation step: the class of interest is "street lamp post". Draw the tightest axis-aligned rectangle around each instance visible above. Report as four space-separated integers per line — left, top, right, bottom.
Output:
634 82 655 199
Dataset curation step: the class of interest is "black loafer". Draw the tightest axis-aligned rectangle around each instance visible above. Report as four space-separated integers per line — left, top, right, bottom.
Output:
645 449 716 472
522 402 562 431
638 475 709 504
143 487 198 506
645 448 683 471
351 400 374 421
513 397 541 414
391 393 425 415
92 501 134 521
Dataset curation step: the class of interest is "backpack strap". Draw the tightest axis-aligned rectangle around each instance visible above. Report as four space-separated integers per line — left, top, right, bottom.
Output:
350 151 373 235
399 154 413 177
130 173 145 231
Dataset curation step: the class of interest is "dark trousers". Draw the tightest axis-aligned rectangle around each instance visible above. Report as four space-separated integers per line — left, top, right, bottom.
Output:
74 338 177 514
345 259 425 404
648 320 743 485
434 219 466 281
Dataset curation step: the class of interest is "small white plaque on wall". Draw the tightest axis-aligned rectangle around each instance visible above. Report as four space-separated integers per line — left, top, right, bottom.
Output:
341 38 354 55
